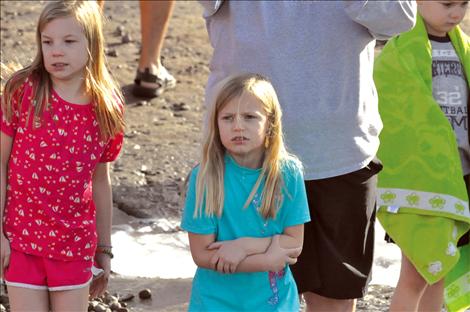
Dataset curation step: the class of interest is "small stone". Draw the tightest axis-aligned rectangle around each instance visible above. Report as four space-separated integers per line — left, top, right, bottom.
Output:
114 25 125 36
0 304 6 312
106 49 118 57
171 102 189 111
119 293 134 302
184 66 194 74
135 100 148 107
94 303 108 312
88 301 99 311
103 293 114 304
138 288 152 300
0 295 8 304
116 308 128 312
124 130 138 138
109 301 121 310
121 34 132 44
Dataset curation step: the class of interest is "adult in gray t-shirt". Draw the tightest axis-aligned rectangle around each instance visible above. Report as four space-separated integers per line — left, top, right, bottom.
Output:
198 1 416 311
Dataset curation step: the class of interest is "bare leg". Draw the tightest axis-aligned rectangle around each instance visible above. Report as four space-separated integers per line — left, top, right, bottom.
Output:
303 291 356 312
100 0 174 74
138 0 175 74
49 285 90 312
390 253 427 311
418 279 445 312
7 286 49 312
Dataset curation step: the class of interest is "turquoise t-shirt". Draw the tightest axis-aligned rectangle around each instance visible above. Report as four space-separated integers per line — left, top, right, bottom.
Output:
181 154 310 311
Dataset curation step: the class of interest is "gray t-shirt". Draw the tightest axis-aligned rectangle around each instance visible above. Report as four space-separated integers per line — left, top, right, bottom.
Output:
200 1 416 179
430 35 470 175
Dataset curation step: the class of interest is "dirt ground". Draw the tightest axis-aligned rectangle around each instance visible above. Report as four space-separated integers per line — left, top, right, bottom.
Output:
1 1 469 311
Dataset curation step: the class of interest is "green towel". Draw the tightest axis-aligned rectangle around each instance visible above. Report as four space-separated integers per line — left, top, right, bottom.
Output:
445 244 470 312
374 14 470 287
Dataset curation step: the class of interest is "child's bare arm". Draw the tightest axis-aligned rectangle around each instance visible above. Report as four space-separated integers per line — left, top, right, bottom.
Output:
233 235 301 273
188 232 222 270
90 162 113 298
92 162 113 249
188 231 273 273
203 224 304 273
0 132 13 275
209 224 304 255
233 224 304 273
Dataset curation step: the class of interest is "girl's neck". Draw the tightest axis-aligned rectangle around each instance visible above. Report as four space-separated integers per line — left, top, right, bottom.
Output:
52 78 91 105
229 152 264 169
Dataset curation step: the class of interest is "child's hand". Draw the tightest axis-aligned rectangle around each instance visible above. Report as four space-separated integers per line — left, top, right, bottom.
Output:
89 252 111 298
265 235 301 272
0 234 10 279
208 239 248 274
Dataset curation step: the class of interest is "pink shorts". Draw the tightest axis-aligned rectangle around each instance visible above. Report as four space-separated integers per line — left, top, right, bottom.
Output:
4 249 93 291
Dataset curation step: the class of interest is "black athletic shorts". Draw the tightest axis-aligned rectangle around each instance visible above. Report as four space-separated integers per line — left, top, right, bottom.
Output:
291 158 383 299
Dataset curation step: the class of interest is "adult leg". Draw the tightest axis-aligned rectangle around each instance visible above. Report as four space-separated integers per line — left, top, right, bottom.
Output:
389 254 427 312
303 292 355 312
133 0 176 97
417 279 444 312
98 0 175 75
138 0 175 74
49 286 90 312
7 286 49 312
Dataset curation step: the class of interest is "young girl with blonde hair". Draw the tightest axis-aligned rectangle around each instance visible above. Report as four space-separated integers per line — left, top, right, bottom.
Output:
0 1 124 310
181 73 310 311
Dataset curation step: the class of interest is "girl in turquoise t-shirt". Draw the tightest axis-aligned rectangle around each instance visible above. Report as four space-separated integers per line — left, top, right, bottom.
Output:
181 73 310 311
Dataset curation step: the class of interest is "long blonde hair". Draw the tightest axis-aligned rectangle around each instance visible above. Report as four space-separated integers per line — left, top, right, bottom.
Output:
1 0 124 138
195 73 298 219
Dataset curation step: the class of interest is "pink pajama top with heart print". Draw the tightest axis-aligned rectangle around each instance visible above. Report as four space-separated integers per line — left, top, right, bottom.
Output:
1 78 123 261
